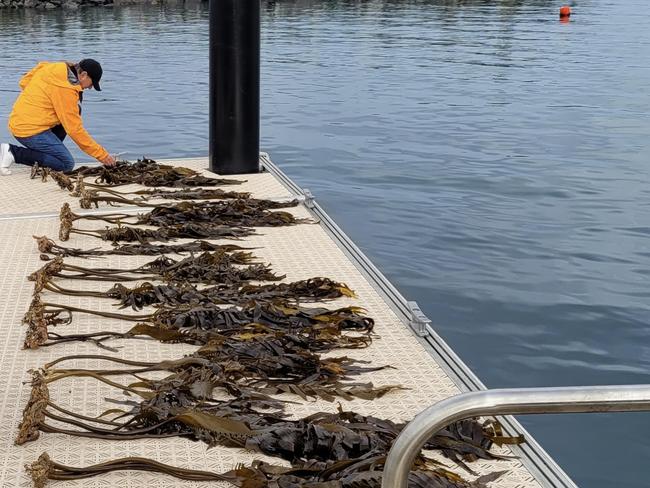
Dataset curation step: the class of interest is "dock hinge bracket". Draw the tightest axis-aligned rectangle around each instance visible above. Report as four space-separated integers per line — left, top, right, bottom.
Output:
407 301 432 337
301 188 316 209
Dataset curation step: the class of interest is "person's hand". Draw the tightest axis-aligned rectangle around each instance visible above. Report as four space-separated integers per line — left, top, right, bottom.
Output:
100 154 116 167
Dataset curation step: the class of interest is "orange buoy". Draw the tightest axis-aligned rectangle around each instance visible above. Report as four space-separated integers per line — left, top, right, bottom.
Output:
559 5 571 18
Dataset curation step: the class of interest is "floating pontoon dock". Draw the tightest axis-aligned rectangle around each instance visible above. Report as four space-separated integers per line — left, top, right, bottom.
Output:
0 155 580 487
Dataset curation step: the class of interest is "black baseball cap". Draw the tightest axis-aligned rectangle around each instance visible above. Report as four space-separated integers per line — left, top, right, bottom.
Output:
79 59 103 91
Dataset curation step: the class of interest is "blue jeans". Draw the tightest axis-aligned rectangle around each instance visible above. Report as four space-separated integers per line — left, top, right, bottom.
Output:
9 126 75 172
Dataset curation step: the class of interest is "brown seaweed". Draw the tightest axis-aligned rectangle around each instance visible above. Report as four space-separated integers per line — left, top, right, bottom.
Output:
43 327 399 402
16 342 401 449
16 369 285 447
26 452 506 488
23 297 374 351
34 235 249 259
59 221 254 243
78 187 252 208
43 277 356 310
59 199 306 230
26 453 236 488
21 157 515 488
20 369 516 474
19 366 516 476
30 164 75 191
29 252 279 286
67 158 242 187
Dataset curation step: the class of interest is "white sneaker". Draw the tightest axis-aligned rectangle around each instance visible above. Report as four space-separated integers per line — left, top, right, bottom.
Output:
0 143 15 176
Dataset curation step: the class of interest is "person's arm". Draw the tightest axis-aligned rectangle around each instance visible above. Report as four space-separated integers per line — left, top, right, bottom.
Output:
49 86 110 162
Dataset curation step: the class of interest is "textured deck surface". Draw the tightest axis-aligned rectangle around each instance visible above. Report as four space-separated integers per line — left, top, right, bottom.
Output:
0 159 542 487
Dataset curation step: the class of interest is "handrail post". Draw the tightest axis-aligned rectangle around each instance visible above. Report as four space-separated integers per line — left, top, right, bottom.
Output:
382 385 650 488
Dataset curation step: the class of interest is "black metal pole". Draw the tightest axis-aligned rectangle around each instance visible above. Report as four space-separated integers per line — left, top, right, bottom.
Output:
209 0 260 174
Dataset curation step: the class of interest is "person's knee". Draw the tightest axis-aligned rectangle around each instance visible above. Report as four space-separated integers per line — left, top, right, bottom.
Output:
61 159 75 172
56 151 75 172
50 155 75 172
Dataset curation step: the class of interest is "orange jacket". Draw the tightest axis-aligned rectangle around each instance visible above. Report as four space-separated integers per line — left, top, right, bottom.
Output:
8 62 109 161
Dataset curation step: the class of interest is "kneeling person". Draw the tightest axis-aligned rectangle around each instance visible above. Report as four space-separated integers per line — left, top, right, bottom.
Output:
0 59 115 175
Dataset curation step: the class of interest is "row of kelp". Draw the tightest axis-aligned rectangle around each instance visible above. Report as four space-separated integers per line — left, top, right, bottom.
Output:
18 160 521 487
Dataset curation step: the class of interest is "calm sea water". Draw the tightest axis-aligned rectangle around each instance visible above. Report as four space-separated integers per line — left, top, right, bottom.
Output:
1 1 649 486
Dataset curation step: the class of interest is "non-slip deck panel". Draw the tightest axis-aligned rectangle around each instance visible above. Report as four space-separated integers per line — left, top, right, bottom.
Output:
0 159 542 487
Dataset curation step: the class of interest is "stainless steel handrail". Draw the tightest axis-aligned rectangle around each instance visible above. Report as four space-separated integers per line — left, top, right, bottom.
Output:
382 385 650 488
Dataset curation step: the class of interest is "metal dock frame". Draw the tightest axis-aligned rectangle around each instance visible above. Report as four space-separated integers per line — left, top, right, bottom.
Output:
260 153 580 488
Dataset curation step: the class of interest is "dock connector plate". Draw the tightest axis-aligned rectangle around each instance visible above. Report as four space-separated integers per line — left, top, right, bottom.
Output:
407 301 431 337
301 188 316 209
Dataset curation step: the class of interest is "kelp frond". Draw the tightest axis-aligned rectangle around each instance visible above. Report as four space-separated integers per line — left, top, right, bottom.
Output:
79 186 252 208
29 251 276 286
34 235 251 258
41 328 398 403
27 373 507 464
22 298 374 351
59 221 254 243
26 452 242 487
26 452 508 488
68 158 243 187
60 199 307 229
42 276 356 310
